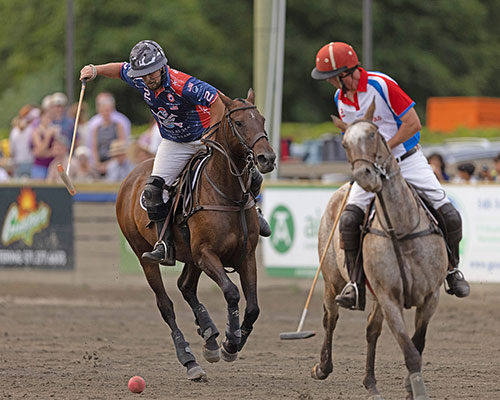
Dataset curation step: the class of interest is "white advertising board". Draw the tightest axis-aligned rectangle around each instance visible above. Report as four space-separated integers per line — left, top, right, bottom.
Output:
262 184 500 282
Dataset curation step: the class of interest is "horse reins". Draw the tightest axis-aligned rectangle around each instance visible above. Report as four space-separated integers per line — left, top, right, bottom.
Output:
196 103 269 269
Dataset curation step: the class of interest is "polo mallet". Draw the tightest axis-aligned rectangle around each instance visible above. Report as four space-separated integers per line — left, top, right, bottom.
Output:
280 180 354 340
58 79 86 196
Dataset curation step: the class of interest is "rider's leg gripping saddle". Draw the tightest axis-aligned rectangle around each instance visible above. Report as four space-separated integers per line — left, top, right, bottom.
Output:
438 202 470 297
336 204 366 311
141 175 176 266
250 169 271 237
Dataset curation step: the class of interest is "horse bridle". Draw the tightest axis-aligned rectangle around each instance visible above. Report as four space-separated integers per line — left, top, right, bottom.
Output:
347 120 398 181
225 104 269 153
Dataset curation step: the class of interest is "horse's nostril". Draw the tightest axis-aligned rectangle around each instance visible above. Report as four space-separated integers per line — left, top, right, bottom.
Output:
365 168 371 175
257 154 270 166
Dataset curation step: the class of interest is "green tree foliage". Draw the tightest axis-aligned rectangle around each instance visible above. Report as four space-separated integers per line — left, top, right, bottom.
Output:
0 0 498 130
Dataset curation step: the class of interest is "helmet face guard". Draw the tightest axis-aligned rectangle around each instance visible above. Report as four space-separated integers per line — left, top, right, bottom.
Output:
311 42 359 80
128 40 168 78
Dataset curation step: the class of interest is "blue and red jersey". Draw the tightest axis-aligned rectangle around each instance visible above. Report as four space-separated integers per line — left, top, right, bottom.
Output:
120 63 219 143
334 67 419 159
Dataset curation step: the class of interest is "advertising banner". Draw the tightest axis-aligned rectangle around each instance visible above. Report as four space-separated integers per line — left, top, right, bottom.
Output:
262 184 500 282
0 186 74 269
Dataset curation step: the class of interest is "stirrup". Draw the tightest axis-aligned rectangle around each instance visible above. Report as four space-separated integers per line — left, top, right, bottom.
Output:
335 282 364 311
142 240 175 266
445 268 470 297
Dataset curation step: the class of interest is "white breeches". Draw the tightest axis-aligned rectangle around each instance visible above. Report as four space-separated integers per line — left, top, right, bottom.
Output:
151 138 205 201
347 148 450 211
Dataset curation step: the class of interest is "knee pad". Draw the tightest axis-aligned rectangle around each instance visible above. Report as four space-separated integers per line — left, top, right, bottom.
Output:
439 202 462 241
339 204 365 250
144 175 169 221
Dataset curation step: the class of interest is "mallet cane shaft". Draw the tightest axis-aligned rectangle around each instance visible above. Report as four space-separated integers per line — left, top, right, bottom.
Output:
280 180 354 340
57 79 86 196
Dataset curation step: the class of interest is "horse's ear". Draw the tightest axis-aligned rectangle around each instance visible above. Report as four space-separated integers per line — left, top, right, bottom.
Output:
218 91 232 108
331 115 348 131
246 88 255 104
363 98 376 121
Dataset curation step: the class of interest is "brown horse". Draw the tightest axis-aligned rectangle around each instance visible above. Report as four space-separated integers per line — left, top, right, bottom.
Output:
311 103 448 400
116 89 276 381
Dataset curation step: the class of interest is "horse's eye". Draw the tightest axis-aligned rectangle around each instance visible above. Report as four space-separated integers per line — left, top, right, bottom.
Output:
370 131 375 139
235 120 242 127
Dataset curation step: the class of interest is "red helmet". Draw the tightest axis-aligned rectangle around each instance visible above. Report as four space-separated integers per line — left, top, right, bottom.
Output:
311 42 359 80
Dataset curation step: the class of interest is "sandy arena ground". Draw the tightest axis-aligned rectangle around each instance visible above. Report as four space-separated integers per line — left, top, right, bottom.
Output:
0 265 499 399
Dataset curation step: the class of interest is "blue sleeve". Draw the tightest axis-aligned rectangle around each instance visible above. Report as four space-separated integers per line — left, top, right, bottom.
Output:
120 63 138 89
182 77 218 106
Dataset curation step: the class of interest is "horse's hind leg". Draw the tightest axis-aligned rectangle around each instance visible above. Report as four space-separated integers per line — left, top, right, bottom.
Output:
311 279 341 380
378 295 429 400
363 301 384 399
177 263 221 363
235 253 260 353
141 262 206 381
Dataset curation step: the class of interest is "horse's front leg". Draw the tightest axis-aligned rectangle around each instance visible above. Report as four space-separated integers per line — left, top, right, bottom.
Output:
236 252 260 352
141 262 206 381
363 300 384 399
311 277 342 381
177 262 221 363
194 247 242 362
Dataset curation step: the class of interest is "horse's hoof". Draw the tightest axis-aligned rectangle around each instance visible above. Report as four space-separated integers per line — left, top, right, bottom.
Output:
220 344 238 362
311 363 328 380
187 365 207 381
203 344 220 363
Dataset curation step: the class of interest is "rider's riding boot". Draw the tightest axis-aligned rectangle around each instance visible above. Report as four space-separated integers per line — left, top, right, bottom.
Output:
142 218 176 266
250 169 272 237
257 207 271 237
335 204 366 311
439 203 470 297
141 175 176 266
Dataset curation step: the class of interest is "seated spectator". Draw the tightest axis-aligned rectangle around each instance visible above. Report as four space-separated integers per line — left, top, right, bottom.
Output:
72 146 99 182
0 165 10 182
105 140 135 182
47 92 75 145
86 92 131 164
477 164 493 182
453 162 477 184
493 154 500 182
91 97 127 176
129 140 155 165
68 101 89 148
31 108 59 180
137 118 162 155
46 134 76 183
428 153 449 182
9 105 40 178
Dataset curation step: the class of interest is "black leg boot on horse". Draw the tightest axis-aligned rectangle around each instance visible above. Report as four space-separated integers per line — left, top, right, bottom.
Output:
141 176 176 266
439 203 470 297
251 169 271 237
335 204 366 311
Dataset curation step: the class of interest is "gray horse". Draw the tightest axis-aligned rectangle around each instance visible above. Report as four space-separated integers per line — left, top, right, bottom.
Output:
311 103 448 400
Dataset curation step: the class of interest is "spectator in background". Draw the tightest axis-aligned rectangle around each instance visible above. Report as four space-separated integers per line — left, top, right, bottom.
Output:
31 107 59 179
454 162 477 184
68 101 89 149
48 92 75 144
137 118 162 155
105 139 134 182
72 146 99 182
477 164 493 182
9 105 40 178
46 134 75 183
91 97 127 176
427 153 449 182
86 92 131 164
492 154 500 182
129 139 155 165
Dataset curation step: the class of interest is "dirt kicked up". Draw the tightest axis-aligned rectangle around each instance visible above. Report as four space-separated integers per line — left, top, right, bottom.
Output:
0 268 498 399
